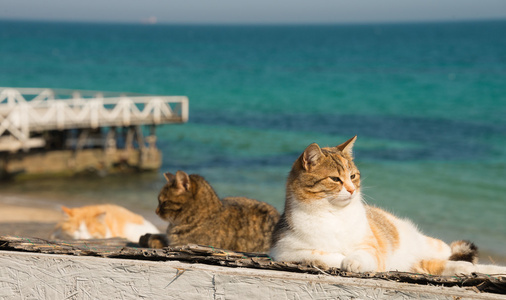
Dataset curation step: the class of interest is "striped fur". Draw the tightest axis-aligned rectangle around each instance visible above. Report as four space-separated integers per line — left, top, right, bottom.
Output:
141 171 280 253
270 136 506 276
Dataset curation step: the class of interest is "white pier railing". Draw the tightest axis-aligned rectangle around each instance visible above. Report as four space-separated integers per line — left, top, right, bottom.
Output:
0 88 189 152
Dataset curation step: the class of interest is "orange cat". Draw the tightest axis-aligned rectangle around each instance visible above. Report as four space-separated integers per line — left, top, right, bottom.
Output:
270 136 506 276
51 204 159 242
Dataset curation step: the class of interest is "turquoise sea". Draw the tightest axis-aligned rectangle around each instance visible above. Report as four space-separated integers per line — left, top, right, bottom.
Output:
1 20 505 261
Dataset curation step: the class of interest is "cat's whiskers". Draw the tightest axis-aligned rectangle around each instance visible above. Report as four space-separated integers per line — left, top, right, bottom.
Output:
357 176 375 206
359 192 374 206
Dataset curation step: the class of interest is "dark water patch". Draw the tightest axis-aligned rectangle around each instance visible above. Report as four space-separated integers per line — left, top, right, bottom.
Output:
190 110 503 161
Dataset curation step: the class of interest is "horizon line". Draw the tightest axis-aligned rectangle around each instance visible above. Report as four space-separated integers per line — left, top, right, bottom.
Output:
1 16 506 27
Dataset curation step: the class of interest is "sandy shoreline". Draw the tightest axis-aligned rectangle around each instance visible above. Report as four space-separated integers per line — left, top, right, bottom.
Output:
0 203 62 223
0 203 62 239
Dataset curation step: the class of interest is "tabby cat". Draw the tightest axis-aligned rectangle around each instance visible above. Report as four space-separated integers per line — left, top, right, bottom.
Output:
270 136 506 276
139 171 280 253
51 204 159 242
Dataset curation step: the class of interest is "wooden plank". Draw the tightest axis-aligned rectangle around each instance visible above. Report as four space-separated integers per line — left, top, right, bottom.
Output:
1 250 504 300
1 235 505 298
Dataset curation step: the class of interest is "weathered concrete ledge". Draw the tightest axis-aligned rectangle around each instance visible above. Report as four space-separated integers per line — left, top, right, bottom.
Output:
0 250 503 300
1 147 161 179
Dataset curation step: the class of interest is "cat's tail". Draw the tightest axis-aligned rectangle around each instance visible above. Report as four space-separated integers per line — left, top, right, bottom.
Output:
448 240 478 264
438 240 506 277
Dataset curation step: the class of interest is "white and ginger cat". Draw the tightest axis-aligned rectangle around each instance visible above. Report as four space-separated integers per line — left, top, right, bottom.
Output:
270 136 506 276
51 204 159 242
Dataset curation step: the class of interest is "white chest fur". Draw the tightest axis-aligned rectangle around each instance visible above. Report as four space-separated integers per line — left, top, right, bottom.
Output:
270 192 371 267
289 193 369 253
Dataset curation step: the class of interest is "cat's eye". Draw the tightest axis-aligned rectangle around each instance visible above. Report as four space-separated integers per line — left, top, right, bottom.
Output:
329 176 342 183
350 174 356 179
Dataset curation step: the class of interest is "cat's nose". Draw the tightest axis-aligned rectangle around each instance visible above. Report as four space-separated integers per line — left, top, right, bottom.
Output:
344 182 355 195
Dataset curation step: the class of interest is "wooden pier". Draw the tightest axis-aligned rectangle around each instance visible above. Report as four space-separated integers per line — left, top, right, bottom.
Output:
0 88 189 178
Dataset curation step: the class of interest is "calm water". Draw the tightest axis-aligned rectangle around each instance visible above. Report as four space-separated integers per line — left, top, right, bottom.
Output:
1 20 505 259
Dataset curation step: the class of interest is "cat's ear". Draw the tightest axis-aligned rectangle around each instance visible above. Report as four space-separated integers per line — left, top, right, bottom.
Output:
61 206 73 219
337 135 357 157
95 212 107 224
175 170 191 191
163 172 175 182
302 143 323 171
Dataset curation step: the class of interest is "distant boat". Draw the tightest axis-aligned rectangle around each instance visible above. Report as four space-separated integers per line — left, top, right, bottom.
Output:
141 16 158 25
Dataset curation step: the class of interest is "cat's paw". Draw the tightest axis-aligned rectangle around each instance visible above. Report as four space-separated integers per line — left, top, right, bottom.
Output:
139 233 153 247
139 233 169 248
341 253 376 273
341 257 364 273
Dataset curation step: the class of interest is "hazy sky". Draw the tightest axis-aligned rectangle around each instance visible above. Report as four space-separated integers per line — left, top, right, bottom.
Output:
1 0 506 24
